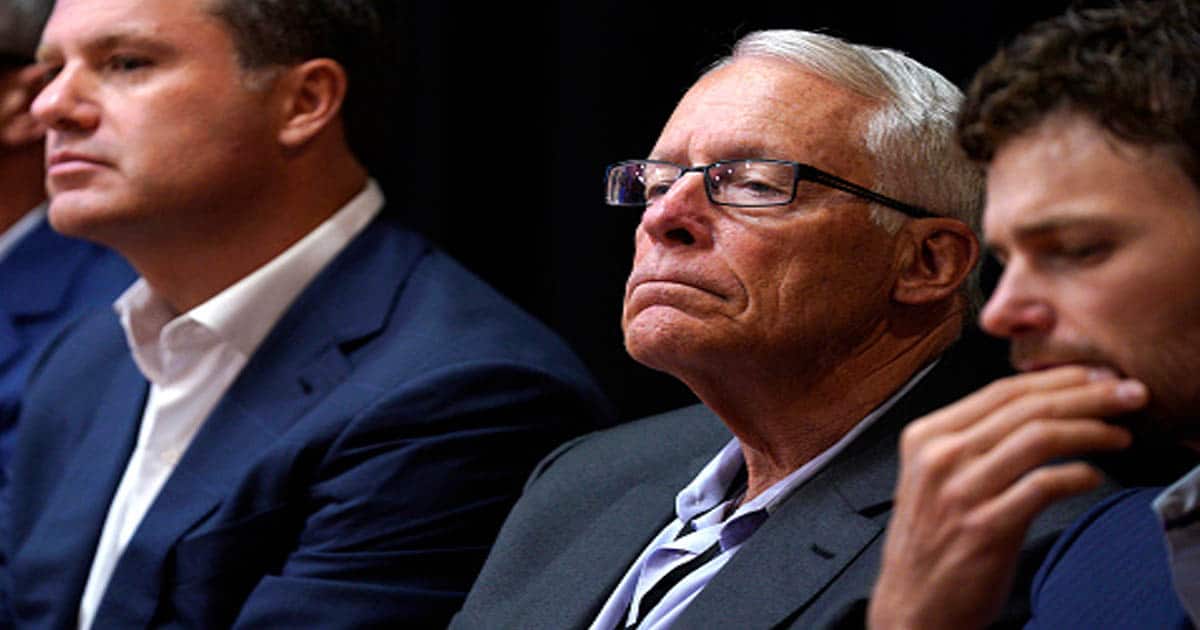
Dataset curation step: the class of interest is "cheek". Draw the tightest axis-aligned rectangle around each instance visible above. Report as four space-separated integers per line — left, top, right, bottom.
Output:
630 228 652 264
770 237 888 314
1059 263 1200 379
1094 261 1199 337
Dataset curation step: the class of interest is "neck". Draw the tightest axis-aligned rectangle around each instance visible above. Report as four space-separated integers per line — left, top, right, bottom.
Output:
117 159 369 313
689 309 963 502
0 149 46 233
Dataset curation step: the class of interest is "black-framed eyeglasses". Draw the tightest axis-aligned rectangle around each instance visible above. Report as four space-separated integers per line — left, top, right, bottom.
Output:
604 159 937 219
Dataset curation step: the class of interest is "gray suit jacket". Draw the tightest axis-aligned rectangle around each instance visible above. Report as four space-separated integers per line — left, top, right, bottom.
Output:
452 337 1113 629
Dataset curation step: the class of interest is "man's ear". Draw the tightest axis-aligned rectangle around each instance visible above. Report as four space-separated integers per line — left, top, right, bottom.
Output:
275 58 348 149
892 218 979 305
0 65 48 148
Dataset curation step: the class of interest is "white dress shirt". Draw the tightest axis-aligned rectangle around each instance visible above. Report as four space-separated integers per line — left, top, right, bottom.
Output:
77 181 384 630
591 360 938 630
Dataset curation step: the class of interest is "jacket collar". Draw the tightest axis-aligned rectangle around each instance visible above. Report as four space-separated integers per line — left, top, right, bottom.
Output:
25 216 426 627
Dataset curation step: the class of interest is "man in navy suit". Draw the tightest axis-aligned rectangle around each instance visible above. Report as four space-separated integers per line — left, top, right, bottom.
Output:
0 0 133 481
870 1 1200 628
1 0 611 627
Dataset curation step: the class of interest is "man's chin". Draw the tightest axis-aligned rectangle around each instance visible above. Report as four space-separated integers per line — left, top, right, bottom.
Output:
623 320 713 377
46 195 136 246
47 198 98 238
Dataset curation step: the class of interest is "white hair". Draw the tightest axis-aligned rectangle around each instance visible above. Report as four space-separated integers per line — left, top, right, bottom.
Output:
714 30 985 312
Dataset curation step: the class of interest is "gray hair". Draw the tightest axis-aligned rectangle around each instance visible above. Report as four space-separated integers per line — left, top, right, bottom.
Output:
0 0 53 58
715 30 985 313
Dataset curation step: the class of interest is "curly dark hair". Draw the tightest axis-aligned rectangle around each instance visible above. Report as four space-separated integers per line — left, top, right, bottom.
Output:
958 0 1200 181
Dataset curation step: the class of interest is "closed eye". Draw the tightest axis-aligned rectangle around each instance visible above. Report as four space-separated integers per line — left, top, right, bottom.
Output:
105 55 152 73
1051 242 1113 264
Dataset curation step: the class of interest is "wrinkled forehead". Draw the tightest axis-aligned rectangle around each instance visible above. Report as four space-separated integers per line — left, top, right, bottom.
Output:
651 57 876 175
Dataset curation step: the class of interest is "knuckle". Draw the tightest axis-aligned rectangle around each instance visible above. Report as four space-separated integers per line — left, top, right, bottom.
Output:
981 372 1033 401
1006 395 1065 426
958 510 1002 541
1012 418 1108 456
924 439 964 469
1006 420 1064 457
937 478 977 512
1018 468 1067 504
907 436 967 479
899 422 930 453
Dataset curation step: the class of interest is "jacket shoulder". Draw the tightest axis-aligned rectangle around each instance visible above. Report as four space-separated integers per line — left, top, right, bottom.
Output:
1028 487 1190 629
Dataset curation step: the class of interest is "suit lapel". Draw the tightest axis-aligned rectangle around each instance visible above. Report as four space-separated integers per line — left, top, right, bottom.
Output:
14 355 146 627
0 219 92 318
0 315 19 370
503 405 733 629
92 217 429 625
513 479 683 629
672 349 987 628
672 429 896 628
0 221 95 368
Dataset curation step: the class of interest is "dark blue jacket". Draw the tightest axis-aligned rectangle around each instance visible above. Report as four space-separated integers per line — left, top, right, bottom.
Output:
2 216 611 628
1029 487 1193 629
0 216 134 469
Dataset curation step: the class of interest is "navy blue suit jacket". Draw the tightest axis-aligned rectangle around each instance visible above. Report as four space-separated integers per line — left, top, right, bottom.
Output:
2 216 611 628
0 215 134 469
1027 487 1193 629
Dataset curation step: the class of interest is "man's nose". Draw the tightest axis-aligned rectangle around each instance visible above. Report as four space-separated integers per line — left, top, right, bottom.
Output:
637 172 714 249
31 64 100 133
978 263 1055 338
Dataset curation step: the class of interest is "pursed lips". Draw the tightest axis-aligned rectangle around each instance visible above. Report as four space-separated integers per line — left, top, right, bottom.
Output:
46 150 110 171
625 269 732 303
1009 337 1117 375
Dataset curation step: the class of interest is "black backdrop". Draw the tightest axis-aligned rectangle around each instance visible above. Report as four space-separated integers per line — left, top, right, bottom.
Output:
365 2 1074 422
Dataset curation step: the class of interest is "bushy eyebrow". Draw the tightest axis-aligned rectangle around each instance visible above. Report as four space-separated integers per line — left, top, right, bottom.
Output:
1015 214 1120 239
985 213 1120 255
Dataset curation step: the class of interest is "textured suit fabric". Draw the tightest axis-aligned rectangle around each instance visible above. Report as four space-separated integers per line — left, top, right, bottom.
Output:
1 215 612 629
0 218 134 628
0 217 134 470
1027 487 1194 629
451 336 1113 629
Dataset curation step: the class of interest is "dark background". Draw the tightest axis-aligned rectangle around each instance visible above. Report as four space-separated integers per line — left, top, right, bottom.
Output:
369 2 1074 422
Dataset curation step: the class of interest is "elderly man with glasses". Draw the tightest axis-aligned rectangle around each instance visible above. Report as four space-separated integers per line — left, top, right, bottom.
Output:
452 29 1109 629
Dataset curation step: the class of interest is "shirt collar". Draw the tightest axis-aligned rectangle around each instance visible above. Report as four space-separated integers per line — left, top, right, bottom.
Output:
115 179 384 379
114 279 178 384
1155 463 1200 529
190 179 384 356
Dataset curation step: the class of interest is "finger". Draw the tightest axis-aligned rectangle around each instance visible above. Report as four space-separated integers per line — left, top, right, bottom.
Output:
909 365 1115 437
969 461 1108 539
956 377 1145 454
947 418 1130 503
900 374 1143 471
